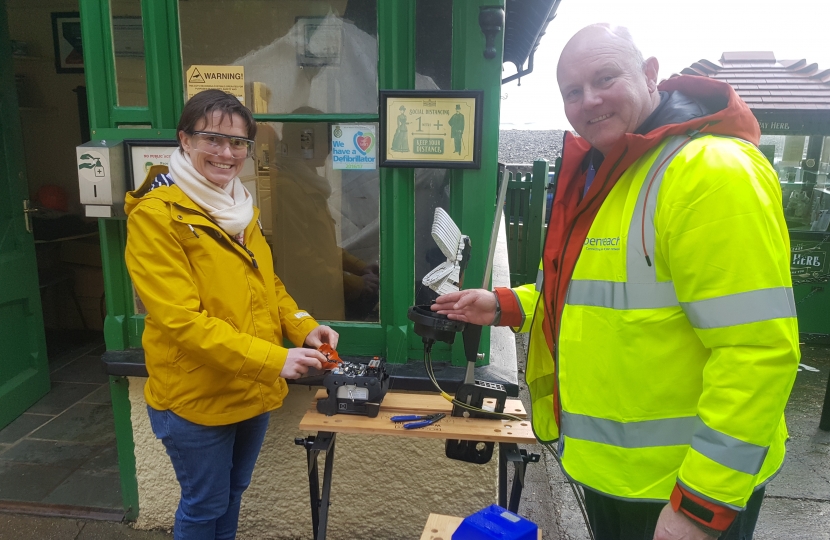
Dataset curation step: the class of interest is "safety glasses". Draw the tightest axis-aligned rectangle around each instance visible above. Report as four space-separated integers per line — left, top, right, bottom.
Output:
190 131 254 159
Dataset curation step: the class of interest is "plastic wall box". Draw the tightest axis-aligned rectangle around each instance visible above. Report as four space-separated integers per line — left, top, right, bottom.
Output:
452 505 538 540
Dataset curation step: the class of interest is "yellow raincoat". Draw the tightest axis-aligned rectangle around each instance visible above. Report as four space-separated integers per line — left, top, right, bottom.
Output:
125 166 319 426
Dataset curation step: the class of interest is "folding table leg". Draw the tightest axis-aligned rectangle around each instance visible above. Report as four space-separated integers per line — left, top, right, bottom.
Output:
820 371 830 431
316 433 337 540
499 443 540 513
295 432 336 540
498 443 508 507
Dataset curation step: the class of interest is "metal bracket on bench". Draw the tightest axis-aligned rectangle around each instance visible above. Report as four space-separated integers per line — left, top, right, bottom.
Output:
498 443 541 513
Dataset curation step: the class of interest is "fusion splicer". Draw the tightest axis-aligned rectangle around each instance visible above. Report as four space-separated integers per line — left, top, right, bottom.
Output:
316 357 390 418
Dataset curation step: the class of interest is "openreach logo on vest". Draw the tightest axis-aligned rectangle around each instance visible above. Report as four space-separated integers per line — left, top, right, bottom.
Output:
583 236 621 252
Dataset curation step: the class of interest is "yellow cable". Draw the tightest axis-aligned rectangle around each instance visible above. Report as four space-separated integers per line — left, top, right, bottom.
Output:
424 352 523 421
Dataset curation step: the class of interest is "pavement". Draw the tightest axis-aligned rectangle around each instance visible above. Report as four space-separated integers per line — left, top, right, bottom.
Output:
1 341 828 539
0 514 170 540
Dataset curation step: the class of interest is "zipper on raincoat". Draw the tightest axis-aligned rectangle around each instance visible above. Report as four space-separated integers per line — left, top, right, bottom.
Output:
174 203 259 269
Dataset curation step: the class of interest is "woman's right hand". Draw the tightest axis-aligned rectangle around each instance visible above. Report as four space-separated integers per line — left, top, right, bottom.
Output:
280 348 325 379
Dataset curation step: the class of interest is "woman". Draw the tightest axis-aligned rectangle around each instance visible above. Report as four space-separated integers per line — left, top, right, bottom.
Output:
390 105 409 153
125 89 336 540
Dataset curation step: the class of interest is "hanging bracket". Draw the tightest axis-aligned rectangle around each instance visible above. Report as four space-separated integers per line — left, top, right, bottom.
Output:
478 6 504 60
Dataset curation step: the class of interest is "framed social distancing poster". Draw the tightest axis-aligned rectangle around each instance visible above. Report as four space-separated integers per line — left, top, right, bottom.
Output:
379 90 483 169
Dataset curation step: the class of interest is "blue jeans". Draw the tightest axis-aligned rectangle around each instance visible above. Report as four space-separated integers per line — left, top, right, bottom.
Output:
147 406 270 540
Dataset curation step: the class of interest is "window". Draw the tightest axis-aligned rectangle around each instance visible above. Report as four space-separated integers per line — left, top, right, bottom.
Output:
251 121 380 322
110 0 147 107
761 135 830 231
415 0 452 91
178 0 378 114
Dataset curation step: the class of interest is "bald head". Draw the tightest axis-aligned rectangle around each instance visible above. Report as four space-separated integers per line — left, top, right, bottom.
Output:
556 24 660 155
558 24 644 78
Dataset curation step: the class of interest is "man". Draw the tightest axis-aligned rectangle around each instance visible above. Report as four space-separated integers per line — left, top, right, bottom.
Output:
449 104 465 154
433 24 799 540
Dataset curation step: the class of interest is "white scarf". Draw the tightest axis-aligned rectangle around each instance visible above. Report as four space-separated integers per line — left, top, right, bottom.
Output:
169 148 253 242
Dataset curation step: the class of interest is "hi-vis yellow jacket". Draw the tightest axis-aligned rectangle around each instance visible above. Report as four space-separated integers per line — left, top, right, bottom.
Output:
496 77 800 512
125 165 319 426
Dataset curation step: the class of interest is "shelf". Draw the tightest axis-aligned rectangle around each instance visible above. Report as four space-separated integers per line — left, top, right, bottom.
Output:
12 55 46 61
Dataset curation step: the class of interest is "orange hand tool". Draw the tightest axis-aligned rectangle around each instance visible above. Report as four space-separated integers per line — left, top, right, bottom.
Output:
318 343 342 370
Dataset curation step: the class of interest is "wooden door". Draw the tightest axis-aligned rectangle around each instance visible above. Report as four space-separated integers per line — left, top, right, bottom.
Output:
0 2 50 430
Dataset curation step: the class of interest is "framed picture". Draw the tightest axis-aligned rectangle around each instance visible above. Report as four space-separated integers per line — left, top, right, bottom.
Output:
123 139 178 189
51 12 84 74
379 90 483 169
295 16 343 67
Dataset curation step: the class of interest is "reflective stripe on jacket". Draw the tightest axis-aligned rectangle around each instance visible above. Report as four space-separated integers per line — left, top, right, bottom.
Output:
508 132 799 509
125 165 319 426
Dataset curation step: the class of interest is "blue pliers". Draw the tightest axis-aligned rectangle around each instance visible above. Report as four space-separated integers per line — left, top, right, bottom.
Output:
390 413 445 429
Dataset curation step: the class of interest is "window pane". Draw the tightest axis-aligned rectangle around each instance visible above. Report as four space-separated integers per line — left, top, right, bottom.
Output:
250 122 379 322
762 135 806 225
110 0 147 107
415 0 452 90
820 136 830 189
414 0 452 306
762 134 830 231
178 0 378 114
814 137 830 231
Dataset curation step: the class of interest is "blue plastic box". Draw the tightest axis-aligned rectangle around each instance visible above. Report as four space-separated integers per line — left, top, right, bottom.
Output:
452 504 538 540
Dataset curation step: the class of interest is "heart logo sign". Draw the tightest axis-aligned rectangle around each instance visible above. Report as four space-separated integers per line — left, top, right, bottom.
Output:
354 131 375 155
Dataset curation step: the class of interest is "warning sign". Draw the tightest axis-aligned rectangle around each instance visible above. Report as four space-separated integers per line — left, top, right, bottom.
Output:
188 68 205 84
186 65 245 105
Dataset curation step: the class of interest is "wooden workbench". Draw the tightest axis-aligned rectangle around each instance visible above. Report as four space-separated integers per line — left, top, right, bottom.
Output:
299 389 535 444
297 390 539 540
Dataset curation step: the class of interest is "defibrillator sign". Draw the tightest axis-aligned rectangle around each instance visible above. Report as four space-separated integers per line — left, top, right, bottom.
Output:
331 124 377 170
186 65 245 105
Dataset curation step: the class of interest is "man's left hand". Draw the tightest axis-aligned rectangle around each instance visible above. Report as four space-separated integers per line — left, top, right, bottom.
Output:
304 325 339 349
653 504 717 540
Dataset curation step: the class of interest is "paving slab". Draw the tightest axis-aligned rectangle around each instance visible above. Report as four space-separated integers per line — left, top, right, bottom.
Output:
0 514 171 540
0 462 74 501
30 403 116 445
43 469 122 509
0 414 52 444
26 382 99 415
52 355 109 385
754 497 830 540
0 439 99 469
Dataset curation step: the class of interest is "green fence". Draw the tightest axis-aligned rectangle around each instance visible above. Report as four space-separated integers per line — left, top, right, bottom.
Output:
790 231 830 342
504 160 550 287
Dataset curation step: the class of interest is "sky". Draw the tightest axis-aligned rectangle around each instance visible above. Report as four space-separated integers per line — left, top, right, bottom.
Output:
499 0 830 130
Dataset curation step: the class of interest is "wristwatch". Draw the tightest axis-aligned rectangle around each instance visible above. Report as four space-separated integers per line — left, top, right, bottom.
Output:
490 291 502 326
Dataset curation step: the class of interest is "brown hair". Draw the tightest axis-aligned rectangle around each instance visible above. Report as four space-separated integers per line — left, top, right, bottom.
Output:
177 89 256 146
